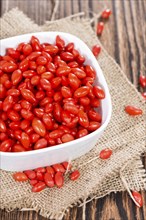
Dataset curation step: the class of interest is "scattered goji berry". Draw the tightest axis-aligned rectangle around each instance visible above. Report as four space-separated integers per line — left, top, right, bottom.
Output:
125 106 143 116
97 22 104 35
54 171 64 188
70 170 80 181
99 148 112 159
142 92 146 99
101 9 112 19
32 181 46 192
132 191 143 207
13 172 28 182
139 75 146 88
92 45 101 57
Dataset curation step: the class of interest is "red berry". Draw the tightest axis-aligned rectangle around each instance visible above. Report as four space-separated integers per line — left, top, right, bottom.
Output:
78 110 89 128
56 35 65 49
13 172 28 182
32 118 46 137
29 179 38 186
0 119 7 132
132 191 143 207
24 170 36 180
32 181 46 192
44 173 54 188
46 166 55 177
142 92 146 99
125 106 143 116
92 45 101 57
0 139 13 152
35 167 46 173
97 22 104 35
93 86 105 99
70 170 80 181
99 148 112 159
54 172 64 188
61 134 74 143
52 164 66 173
62 162 72 171
139 75 146 88
101 9 112 19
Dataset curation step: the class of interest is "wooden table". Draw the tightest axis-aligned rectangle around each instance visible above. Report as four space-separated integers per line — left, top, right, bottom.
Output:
0 0 145 219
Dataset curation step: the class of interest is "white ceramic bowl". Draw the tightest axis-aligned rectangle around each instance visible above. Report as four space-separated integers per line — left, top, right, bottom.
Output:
0 32 112 171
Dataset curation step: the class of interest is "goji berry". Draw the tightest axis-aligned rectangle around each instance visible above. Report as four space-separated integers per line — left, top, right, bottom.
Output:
125 106 143 116
70 170 80 181
132 191 143 207
13 172 28 182
54 172 64 188
92 45 101 57
97 22 104 35
32 181 46 192
44 173 54 188
139 75 146 88
101 9 112 19
99 148 112 159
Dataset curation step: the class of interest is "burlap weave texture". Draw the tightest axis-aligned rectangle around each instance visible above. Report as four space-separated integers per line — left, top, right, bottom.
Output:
0 9 146 220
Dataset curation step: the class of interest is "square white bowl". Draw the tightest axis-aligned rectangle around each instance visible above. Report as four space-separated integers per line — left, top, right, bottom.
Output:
0 32 112 171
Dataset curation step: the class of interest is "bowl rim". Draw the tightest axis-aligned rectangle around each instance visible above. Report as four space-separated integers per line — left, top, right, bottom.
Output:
0 31 112 157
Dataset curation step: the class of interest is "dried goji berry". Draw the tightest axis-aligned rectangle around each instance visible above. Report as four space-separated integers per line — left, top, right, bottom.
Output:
62 162 72 171
97 22 104 35
101 9 112 19
92 45 101 57
54 172 64 188
99 148 112 159
139 75 146 88
13 172 28 182
125 106 143 116
32 181 46 192
132 191 143 207
70 170 80 181
44 173 55 188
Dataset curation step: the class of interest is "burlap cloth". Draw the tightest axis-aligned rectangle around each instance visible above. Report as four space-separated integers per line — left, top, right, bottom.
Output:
0 8 146 220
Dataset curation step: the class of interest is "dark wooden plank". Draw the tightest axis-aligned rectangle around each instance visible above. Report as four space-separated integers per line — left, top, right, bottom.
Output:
0 0 53 25
0 0 145 220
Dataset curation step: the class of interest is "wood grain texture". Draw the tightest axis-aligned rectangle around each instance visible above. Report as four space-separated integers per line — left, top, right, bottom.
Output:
0 0 146 220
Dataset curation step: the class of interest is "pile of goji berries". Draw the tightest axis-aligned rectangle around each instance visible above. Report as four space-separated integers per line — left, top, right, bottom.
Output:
13 161 80 192
13 148 112 192
12 148 144 208
0 34 106 152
